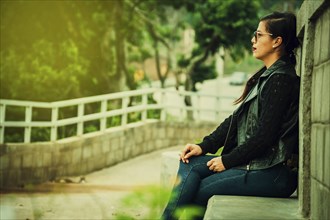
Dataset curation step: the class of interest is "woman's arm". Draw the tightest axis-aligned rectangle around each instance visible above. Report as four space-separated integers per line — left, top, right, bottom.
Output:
197 113 237 154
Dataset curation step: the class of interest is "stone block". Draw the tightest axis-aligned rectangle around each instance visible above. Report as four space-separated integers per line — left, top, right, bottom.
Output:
106 151 116 167
9 155 21 169
132 144 142 157
32 168 45 182
312 66 323 122
0 144 8 156
42 152 52 167
94 155 106 170
110 137 120 151
22 154 33 168
314 15 322 65
158 127 166 139
63 150 74 166
85 161 94 174
320 9 330 62
115 149 124 163
144 127 152 140
204 196 302 220
119 136 125 149
311 124 325 181
79 163 88 175
101 136 111 153
21 168 33 183
146 141 154 152
166 126 175 139
134 129 144 144
124 145 132 159
325 125 330 187
321 62 330 121
6 169 21 187
82 145 93 159
71 147 82 164
0 170 8 187
92 142 102 158
311 178 330 220
156 139 163 149
35 152 44 168
162 139 170 150
0 155 9 170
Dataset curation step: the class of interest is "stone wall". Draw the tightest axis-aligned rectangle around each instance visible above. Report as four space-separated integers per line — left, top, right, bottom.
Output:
297 1 330 219
0 121 216 188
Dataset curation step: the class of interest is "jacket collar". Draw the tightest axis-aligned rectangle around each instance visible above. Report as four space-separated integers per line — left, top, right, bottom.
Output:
241 56 291 104
234 55 293 114
260 55 292 78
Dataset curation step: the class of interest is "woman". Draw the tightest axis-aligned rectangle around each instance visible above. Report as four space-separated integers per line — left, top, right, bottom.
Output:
162 11 300 220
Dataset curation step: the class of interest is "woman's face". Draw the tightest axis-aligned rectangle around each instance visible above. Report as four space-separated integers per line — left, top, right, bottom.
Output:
251 21 275 62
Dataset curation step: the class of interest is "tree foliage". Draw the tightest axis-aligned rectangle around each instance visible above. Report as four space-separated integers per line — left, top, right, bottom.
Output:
1 0 299 102
174 0 261 91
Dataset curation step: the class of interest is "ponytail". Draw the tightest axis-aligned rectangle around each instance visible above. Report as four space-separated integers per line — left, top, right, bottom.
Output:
261 12 300 65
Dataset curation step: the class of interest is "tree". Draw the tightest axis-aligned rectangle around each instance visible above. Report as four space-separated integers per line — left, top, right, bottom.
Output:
0 1 149 101
168 0 261 119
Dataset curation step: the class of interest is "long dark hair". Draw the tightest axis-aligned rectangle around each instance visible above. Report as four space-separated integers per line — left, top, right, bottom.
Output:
234 12 300 105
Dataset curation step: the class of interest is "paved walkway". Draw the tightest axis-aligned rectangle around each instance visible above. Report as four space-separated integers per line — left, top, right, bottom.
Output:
1 77 242 220
0 146 182 220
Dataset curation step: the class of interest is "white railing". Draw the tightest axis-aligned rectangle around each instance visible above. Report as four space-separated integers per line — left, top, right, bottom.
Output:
0 88 236 143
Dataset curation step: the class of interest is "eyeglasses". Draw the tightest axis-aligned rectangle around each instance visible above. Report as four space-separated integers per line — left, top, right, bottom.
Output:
253 31 273 42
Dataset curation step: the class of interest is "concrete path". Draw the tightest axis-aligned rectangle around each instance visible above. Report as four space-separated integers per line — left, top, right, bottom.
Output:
0 146 183 220
1 77 244 220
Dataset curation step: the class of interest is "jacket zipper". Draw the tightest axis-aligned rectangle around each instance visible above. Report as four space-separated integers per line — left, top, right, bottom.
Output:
244 162 251 183
223 115 234 149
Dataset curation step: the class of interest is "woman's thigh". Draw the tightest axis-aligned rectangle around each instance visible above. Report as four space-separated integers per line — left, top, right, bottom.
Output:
194 165 297 206
178 156 215 175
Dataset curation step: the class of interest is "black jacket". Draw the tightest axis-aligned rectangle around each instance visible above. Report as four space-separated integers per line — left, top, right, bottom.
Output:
198 56 300 170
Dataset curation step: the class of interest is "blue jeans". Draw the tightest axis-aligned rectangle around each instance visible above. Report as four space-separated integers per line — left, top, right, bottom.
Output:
161 155 297 220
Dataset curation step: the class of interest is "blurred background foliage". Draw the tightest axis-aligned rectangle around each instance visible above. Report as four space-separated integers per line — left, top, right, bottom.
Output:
0 0 303 102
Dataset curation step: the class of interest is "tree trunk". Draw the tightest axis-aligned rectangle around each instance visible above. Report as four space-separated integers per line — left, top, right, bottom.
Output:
148 23 171 88
114 1 135 91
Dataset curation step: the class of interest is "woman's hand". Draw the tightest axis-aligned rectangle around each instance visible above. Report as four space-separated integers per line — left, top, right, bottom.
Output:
180 143 203 163
207 157 226 172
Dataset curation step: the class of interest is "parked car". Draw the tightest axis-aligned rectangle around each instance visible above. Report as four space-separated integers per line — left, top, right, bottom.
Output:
229 72 248 85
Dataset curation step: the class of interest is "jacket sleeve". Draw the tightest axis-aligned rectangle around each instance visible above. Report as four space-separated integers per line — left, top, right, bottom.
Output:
221 73 294 169
197 113 237 154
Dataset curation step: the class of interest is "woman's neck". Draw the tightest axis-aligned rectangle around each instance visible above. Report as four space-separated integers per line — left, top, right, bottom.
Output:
263 52 283 68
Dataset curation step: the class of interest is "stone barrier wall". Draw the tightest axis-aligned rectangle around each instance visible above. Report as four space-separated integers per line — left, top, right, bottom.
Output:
297 1 330 219
0 121 216 188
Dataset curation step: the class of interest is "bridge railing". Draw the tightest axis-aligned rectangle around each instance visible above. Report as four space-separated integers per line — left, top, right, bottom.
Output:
0 88 236 143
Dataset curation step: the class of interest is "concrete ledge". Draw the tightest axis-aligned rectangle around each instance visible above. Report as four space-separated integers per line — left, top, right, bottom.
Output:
160 151 180 189
204 196 304 220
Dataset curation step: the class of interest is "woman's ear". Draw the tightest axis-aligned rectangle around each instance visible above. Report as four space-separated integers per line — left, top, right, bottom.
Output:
272 36 283 48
